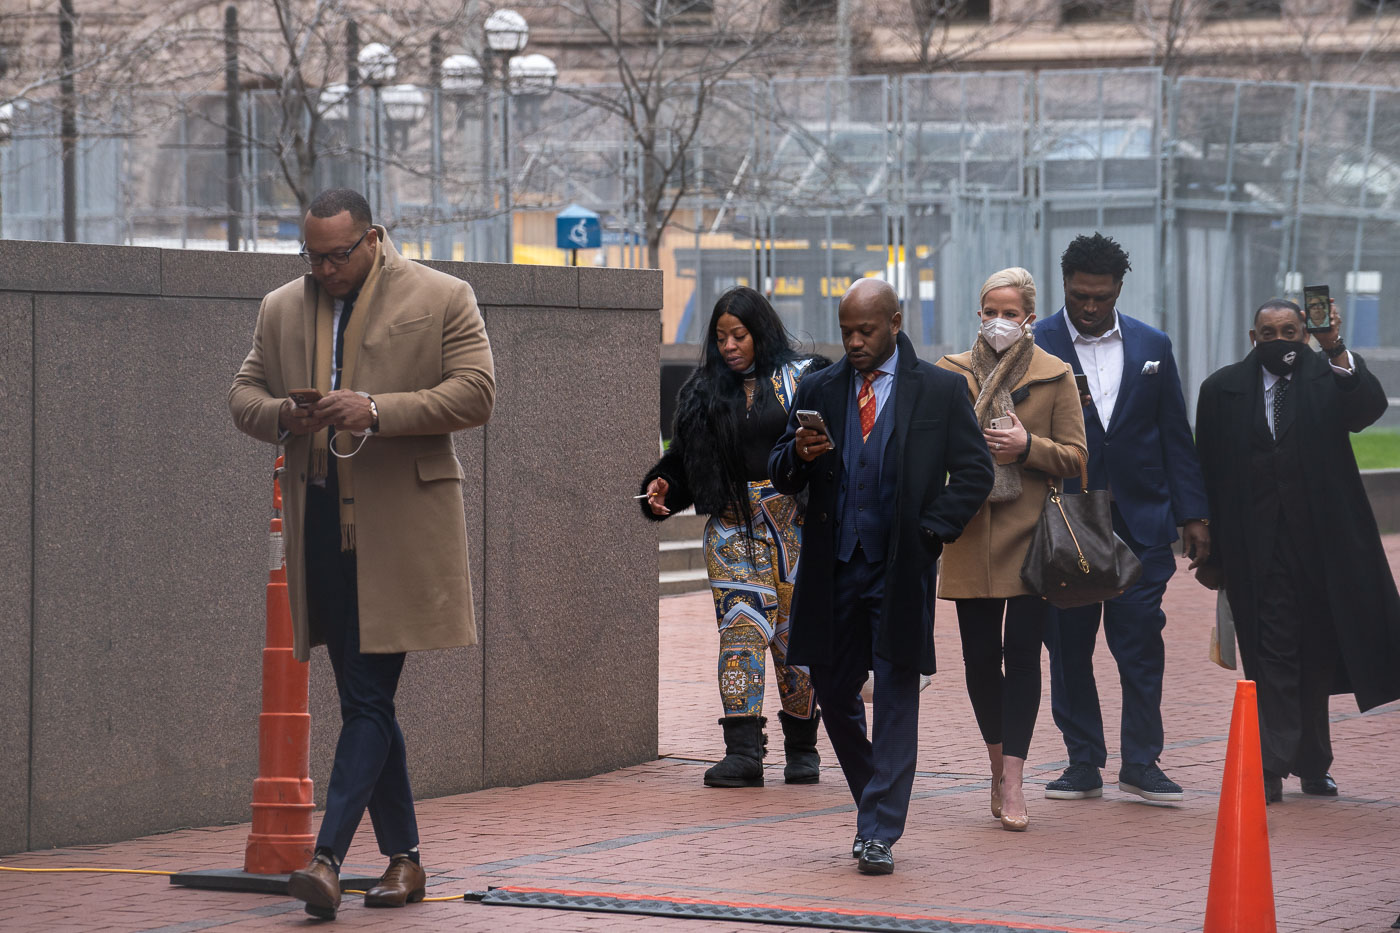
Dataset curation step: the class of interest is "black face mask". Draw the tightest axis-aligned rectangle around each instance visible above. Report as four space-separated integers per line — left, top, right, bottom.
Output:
1256 339 1306 377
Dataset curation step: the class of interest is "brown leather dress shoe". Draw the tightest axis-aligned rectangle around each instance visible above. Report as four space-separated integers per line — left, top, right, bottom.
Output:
364 855 426 908
288 858 341 919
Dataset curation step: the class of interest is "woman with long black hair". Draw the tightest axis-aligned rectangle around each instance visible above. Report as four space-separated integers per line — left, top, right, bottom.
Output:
642 286 829 788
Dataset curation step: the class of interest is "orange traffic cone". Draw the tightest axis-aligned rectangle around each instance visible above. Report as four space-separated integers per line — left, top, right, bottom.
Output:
1204 680 1277 933
243 455 315 873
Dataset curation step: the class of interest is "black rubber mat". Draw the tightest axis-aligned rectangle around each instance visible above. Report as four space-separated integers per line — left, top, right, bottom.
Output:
470 886 1117 933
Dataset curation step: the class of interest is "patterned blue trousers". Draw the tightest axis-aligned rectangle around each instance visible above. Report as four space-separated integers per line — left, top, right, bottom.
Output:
705 480 816 719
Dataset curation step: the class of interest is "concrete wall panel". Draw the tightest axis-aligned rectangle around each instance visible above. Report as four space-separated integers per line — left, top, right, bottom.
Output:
482 307 661 787
0 293 33 855
28 294 267 849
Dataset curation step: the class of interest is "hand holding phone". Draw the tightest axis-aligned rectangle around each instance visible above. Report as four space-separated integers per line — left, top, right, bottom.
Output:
984 409 1026 464
794 409 833 463
1074 373 1091 406
280 389 324 436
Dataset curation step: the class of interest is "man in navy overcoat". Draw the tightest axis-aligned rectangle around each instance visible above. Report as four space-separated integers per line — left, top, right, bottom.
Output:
1034 234 1210 803
770 278 993 874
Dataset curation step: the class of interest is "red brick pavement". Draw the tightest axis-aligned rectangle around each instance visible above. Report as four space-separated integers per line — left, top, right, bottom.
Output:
3 544 1399 932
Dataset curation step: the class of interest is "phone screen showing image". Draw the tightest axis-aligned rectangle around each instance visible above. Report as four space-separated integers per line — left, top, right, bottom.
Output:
1303 284 1331 333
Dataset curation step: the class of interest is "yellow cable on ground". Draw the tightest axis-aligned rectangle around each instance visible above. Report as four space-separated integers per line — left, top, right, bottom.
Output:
0 866 175 876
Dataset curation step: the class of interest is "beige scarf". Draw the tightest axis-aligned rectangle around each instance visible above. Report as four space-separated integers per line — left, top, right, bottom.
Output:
968 330 1035 503
310 238 386 550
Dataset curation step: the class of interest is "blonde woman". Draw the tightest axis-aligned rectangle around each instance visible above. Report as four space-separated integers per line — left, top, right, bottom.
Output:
936 268 1087 832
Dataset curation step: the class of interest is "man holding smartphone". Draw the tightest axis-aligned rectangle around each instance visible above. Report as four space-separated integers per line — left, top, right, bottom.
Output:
769 278 993 874
230 188 495 918
1195 297 1400 802
1034 233 1210 803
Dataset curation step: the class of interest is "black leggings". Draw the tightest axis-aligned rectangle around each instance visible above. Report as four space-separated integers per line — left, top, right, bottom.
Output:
955 596 1047 760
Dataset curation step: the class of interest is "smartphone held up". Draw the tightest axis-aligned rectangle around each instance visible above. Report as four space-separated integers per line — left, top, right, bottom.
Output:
1302 284 1332 333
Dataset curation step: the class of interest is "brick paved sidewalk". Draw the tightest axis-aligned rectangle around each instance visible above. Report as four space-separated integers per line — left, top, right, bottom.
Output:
3 545 1399 932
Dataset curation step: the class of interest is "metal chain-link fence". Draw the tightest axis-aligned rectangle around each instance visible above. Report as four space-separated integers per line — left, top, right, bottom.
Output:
4 67 1400 408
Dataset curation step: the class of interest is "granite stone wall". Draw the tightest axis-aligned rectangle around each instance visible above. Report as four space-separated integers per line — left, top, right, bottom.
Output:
0 241 661 855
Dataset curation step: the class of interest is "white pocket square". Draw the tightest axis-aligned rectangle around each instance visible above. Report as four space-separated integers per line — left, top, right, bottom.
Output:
1142 361 1160 375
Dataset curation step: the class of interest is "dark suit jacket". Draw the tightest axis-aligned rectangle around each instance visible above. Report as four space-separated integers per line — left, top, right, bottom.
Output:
1035 310 1209 547
768 331 994 675
1196 347 1400 712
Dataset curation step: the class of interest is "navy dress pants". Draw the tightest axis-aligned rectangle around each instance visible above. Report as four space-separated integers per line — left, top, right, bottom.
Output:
809 548 921 847
1044 511 1176 769
305 481 419 864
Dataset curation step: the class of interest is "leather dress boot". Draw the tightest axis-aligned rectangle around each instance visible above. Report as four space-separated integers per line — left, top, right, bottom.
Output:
703 716 766 787
778 710 821 784
364 854 427 908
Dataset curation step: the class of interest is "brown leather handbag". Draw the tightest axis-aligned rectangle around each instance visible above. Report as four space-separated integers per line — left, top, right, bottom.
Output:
1019 449 1142 609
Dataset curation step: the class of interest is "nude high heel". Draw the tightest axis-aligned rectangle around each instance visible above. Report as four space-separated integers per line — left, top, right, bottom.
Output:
990 778 1003 819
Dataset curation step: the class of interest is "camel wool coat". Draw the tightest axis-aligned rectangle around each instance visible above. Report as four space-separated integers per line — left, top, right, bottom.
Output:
229 230 495 661
935 343 1087 599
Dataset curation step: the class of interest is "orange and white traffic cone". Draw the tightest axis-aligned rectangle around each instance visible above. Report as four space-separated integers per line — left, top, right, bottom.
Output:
243 455 315 873
1203 680 1277 933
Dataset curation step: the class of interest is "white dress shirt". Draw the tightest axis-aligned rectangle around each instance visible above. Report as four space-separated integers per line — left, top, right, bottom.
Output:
856 344 899 422
1261 349 1355 438
1066 309 1124 431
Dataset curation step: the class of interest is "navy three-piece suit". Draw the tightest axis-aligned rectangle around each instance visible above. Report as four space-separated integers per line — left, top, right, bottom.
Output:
769 331 994 846
1034 310 1209 770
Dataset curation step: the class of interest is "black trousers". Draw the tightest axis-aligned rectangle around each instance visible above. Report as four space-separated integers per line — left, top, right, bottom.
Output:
809 547 921 848
1237 530 1339 779
305 481 418 863
955 595 1047 760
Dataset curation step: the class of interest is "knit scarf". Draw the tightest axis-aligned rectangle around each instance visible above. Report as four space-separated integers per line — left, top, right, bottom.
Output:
968 330 1035 503
310 238 385 551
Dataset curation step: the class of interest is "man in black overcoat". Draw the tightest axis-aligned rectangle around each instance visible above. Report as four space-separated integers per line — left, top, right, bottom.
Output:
1195 297 1400 803
769 278 994 873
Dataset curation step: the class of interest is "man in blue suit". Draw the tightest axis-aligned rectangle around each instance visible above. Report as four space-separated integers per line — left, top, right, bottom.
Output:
1034 234 1211 802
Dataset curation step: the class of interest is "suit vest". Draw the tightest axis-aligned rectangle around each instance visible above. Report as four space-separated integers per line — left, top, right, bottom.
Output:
835 374 897 562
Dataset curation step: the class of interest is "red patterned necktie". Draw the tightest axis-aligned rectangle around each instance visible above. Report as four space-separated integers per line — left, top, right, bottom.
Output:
859 371 880 443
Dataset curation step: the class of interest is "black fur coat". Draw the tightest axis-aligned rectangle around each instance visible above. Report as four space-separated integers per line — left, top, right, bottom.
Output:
639 355 829 521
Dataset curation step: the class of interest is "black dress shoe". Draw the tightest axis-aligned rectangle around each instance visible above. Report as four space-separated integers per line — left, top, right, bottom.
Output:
1300 773 1338 796
857 840 894 875
851 835 864 859
1263 773 1283 804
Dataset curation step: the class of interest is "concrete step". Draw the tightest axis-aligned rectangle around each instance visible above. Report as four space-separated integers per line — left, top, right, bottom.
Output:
656 509 707 543
659 539 706 573
656 510 709 595
660 567 710 597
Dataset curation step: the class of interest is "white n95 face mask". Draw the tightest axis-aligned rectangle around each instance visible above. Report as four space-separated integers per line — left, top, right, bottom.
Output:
980 317 1024 354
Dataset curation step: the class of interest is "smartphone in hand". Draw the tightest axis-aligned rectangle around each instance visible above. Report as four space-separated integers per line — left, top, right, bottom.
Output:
989 416 1013 431
289 388 323 408
796 409 831 439
1303 284 1331 333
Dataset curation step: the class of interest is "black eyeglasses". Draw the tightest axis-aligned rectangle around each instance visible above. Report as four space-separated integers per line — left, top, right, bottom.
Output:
300 228 372 267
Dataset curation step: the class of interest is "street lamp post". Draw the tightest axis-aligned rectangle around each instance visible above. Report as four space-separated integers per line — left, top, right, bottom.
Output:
357 42 397 220
440 52 484 261
483 9 529 264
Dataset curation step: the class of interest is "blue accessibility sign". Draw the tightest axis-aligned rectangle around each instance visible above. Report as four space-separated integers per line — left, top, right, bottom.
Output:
556 203 601 251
